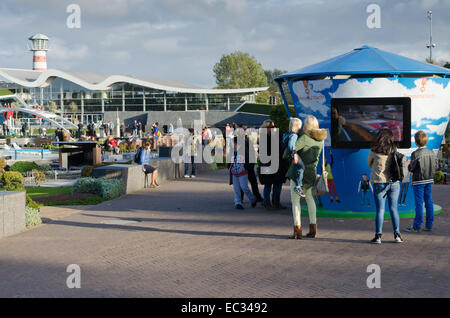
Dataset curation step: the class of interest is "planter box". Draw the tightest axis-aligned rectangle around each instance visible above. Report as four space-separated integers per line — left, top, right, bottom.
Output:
0 191 26 239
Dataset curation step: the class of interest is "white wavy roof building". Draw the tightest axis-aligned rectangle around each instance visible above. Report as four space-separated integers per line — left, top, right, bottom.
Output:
0 68 268 94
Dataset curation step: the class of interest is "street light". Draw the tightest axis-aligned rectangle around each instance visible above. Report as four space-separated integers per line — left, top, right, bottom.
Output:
426 10 436 63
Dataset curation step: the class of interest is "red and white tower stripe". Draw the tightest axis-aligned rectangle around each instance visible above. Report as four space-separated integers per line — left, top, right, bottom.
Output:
28 34 49 71
33 50 47 71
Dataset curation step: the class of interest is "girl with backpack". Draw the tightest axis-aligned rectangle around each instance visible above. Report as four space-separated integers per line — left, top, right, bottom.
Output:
367 128 403 244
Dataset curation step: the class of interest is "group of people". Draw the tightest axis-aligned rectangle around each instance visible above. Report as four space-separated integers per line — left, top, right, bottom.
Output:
228 115 438 243
368 129 438 243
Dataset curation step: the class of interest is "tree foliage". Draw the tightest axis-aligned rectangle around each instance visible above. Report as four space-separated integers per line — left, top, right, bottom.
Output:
213 51 268 89
270 104 297 135
444 62 450 69
68 101 78 114
48 101 58 113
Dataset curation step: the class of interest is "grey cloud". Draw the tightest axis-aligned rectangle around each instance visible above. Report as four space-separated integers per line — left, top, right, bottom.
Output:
0 0 448 88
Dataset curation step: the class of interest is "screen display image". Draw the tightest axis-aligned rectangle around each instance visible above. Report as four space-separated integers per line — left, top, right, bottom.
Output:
331 97 411 149
333 104 403 142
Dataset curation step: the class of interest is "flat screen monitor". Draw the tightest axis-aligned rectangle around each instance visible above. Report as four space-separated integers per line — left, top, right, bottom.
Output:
330 97 411 149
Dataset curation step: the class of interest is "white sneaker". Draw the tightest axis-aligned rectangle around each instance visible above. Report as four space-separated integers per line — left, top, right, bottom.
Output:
191 175 196 178
184 175 190 178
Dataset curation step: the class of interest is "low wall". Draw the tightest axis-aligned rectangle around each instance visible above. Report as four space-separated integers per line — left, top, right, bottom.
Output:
103 111 269 129
92 158 210 194
0 191 26 239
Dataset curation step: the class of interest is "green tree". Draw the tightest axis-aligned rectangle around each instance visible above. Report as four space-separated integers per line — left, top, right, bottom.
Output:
270 104 297 134
213 51 268 89
264 69 289 104
444 62 450 69
47 101 58 113
68 101 78 114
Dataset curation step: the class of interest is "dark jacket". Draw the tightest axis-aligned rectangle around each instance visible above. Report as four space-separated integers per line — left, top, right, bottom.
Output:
408 147 438 186
258 132 289 185
286 128 328 187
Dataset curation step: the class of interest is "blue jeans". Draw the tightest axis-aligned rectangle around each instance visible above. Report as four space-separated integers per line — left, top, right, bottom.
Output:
184 156 196 176
233 174 255 205
373 182 400 235
293 161 304 188
412 183 434 229
399 182 409 204
263 183 282 203
361 190 370 206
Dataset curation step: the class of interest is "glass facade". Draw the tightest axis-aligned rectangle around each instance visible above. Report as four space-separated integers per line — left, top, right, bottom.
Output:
10 78 254 119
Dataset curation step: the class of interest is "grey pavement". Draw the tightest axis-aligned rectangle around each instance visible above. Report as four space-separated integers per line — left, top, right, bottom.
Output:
0 169 449 298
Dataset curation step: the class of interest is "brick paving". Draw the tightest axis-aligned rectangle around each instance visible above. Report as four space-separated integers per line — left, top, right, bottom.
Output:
0 169 449 298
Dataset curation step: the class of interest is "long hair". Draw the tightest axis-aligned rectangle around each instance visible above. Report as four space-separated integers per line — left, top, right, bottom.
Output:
371 128 395 155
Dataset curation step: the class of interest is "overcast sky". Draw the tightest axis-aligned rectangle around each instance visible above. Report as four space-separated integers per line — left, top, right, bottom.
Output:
0 0 449 87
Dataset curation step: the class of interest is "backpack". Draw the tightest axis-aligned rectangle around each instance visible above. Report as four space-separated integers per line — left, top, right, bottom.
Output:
134 148 142 163
389 151 405 182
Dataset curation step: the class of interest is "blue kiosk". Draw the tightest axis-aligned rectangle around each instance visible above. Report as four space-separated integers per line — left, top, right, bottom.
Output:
275 45 449 218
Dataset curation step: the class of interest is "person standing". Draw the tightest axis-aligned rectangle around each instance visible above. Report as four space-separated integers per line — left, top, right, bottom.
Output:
286 115 327 239
120 121 125 138
184 128 200 178
368 128 403 244
258 120 288 210
405 130 438 233
2 121 7 136
168 123 174 135
229 137 257 210
399 159 411 206
132 120 138 137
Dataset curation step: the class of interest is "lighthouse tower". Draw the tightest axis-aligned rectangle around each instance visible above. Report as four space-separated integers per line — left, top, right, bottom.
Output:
28 34 49 71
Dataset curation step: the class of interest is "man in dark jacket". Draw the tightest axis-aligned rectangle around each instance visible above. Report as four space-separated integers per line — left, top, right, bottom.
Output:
405 130 438 233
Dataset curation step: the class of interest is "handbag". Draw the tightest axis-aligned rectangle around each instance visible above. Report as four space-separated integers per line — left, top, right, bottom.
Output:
312 141 329 196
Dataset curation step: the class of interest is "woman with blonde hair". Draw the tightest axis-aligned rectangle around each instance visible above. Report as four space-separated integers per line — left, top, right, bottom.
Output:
286 115 327 239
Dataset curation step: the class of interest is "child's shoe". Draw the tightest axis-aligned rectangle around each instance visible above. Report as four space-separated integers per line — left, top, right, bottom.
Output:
294 186 305 197
404 227 422 233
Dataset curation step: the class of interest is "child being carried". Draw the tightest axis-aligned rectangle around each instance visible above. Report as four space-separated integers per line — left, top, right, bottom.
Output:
283 118 305 197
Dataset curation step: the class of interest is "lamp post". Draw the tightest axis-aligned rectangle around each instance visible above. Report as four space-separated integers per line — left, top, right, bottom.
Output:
426 10 436 63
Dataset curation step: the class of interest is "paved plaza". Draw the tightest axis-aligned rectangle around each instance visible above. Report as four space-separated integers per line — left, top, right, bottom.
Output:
0 169 449 298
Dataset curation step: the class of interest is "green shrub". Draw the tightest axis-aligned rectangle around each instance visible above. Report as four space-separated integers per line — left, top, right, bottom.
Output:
26 193 40 211
72 177 124 200
1 171 25 191
270 104 297 135
10 161 40 173
434 170 445 183
0 158 6 170
37 164 51 172
25 206 42 228
119 143 128 153
81 166 94 177
32 169 46 186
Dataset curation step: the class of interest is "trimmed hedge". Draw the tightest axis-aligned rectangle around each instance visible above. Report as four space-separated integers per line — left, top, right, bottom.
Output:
72 177 124 200
10 161 40 173
1 171 25 191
